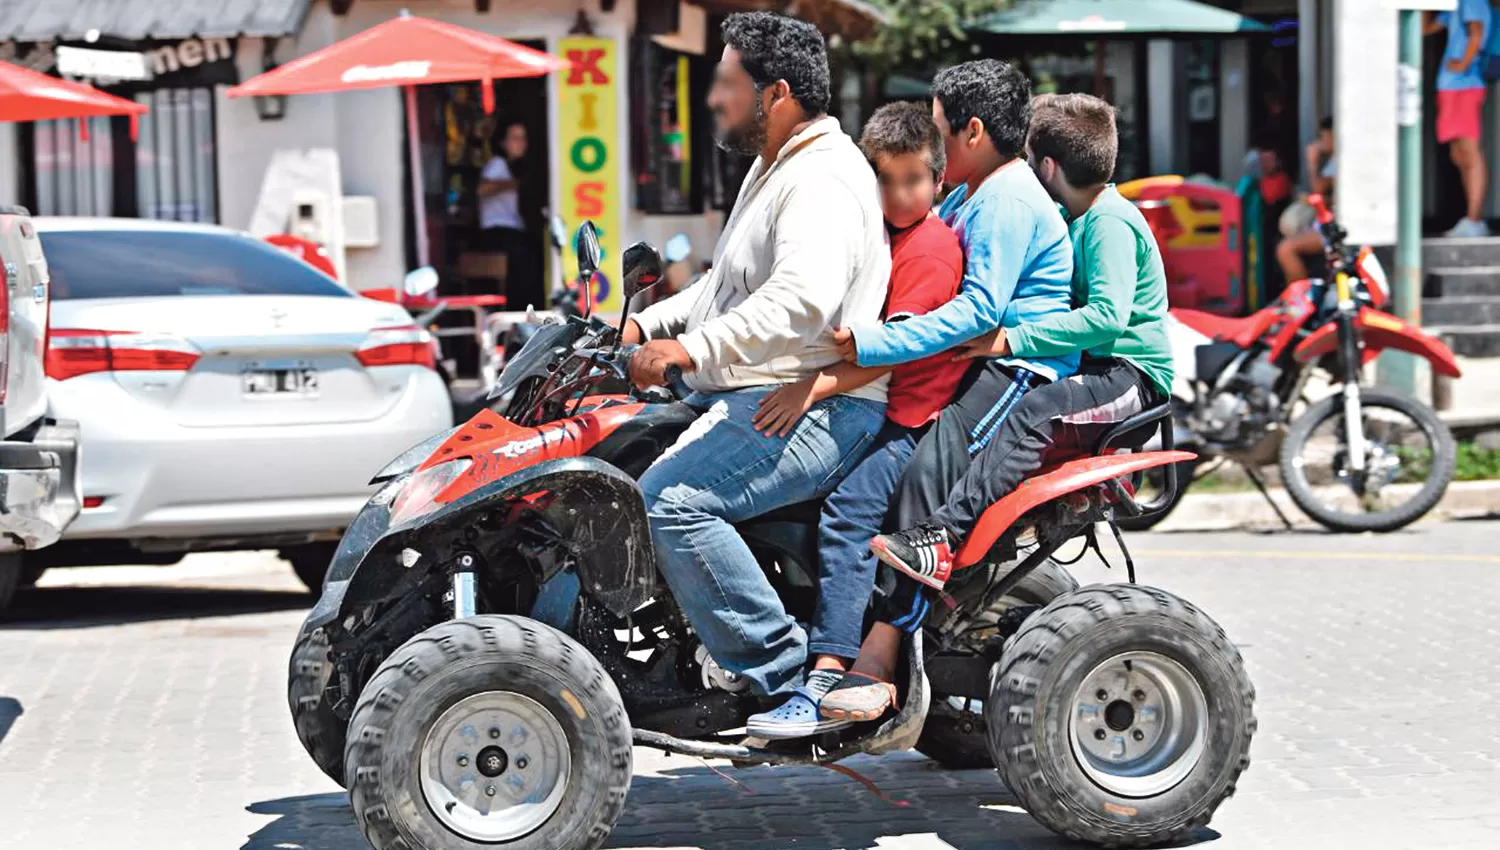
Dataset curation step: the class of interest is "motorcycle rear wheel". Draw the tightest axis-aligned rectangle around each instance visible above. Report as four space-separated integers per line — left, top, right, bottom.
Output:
1279 388 1454 533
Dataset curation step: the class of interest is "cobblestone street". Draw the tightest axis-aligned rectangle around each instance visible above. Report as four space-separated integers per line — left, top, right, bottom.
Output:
3 522 1499 850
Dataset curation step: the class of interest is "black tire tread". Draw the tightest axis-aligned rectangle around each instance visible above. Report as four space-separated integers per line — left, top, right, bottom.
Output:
288 619 348 786
918 561 1080 770
992 584 1256 848
345 614 632 850
1279 389 1455 533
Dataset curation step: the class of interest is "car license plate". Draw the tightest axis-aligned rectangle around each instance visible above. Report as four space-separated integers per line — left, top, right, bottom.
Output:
242 362 319 396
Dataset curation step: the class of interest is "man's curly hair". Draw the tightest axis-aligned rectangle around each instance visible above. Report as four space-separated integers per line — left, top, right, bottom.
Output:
722 12 831 116
931 59 1031 160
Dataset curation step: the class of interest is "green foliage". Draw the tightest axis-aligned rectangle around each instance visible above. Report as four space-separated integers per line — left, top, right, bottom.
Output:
848 0 1011 75
1396 441 1500 483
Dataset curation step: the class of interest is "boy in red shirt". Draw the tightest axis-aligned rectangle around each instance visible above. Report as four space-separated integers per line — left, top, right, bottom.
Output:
745 101 967 738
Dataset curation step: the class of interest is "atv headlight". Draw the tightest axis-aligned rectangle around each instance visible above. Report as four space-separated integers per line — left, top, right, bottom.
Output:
388 458 472 527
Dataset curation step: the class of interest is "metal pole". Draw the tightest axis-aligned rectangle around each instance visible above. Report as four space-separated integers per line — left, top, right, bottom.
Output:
1389 8 1424 395
405 84 431 269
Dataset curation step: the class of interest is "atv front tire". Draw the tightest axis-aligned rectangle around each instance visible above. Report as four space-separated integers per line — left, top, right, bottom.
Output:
345 615 632 850
289 617 348 786
990 585 1255 847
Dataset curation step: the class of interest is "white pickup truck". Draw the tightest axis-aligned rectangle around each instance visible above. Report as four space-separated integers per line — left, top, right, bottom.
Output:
1 205 80 612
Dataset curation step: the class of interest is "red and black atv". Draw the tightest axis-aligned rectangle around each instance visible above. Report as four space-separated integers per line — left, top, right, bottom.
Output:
290 224 1256 850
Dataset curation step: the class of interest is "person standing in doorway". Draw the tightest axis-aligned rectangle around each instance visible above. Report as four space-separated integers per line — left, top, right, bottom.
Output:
477 120 538 297
1429 1 1493 238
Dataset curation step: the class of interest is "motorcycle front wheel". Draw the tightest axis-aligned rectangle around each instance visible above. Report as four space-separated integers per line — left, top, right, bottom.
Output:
1279 388 1455 533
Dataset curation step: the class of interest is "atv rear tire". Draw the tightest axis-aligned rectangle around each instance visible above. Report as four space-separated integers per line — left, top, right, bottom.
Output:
345 615 631 850
917 559 1079 770
289 617 348 786
990 584 1255 847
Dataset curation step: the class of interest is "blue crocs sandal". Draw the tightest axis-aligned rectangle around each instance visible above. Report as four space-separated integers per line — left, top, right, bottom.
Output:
746 670 853 740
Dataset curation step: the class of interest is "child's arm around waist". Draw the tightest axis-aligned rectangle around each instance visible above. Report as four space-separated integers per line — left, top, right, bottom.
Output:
1007 215 1135 357
849 198 1031 367
753 362 892 437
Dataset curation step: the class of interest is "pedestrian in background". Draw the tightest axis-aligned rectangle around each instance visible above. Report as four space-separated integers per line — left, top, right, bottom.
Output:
1428 1 1493 238
477 120 538 298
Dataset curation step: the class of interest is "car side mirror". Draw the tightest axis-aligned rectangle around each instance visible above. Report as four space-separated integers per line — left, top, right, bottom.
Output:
575 222 602 278
621 241 665 302
403 266 439 299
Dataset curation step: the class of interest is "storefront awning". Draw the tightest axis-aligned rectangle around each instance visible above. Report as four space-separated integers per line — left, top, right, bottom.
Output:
970 0 1270 38
0 0 313 42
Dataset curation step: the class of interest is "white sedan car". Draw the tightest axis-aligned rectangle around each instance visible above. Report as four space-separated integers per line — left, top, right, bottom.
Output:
31 218 453 590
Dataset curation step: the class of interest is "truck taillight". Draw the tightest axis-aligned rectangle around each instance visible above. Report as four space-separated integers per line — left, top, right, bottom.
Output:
46 330 202 380
357 325 437 370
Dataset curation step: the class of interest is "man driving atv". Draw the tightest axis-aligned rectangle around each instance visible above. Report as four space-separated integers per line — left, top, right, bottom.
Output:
619 12 889 698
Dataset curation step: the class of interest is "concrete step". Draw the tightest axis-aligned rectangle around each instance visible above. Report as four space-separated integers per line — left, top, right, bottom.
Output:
1421 296 1500 326
1429 325 1500 357
1424 236 1500 269
1424 265 1500 298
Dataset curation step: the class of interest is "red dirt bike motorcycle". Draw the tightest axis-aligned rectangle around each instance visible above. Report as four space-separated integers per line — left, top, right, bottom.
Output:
1124 195 1460 533
288 224 1256 850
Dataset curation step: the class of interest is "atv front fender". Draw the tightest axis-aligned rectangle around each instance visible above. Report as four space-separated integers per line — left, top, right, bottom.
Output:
307 457 656 629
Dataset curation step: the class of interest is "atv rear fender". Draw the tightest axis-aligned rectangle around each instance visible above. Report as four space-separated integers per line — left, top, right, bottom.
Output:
307 456 656 629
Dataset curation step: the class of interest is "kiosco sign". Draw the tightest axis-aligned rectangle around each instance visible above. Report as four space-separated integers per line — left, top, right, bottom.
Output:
555 37 621 313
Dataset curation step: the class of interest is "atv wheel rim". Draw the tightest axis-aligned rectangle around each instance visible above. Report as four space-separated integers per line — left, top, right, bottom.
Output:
420 691 571 842
1068 652 1208 798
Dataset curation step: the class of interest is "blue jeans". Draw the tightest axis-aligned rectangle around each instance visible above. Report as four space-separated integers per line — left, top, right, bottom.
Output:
809 420 923 659
639 388 885 696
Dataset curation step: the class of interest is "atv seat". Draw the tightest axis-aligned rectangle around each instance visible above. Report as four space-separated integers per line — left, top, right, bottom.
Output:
955 403 1190 569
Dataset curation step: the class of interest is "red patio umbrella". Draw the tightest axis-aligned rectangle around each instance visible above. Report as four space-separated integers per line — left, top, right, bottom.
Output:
227 11 570 268
0 59 148 140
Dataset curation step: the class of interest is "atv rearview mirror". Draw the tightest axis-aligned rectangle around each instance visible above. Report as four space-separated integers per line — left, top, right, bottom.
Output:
575 222 602 279
612 240 666 358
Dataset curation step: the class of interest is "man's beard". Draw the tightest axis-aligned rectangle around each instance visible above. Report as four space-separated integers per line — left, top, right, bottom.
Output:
714 96 767 156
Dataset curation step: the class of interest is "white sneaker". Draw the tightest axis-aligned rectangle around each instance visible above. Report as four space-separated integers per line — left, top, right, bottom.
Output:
1445 217 1492 238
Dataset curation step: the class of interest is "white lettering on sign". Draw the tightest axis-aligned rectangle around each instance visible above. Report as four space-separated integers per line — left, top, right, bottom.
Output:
341 61 433 83
55 46 150 80
145 37 232 76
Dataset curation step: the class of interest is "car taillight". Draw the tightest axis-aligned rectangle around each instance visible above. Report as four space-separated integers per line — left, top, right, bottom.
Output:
357 325 437 370
46 329 202 380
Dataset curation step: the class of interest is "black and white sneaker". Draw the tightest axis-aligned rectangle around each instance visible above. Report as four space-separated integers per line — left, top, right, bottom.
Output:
871 522 954 590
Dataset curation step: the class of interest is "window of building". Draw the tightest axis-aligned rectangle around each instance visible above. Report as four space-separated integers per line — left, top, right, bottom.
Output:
25 86 218 223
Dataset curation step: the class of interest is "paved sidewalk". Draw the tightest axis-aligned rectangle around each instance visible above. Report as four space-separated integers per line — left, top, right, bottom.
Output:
2 525 1499 850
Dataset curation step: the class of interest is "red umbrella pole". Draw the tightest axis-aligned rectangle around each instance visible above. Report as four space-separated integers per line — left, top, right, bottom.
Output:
405 84 430 268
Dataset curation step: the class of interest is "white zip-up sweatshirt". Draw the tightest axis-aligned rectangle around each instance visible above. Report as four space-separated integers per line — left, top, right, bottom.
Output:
631 116 890 402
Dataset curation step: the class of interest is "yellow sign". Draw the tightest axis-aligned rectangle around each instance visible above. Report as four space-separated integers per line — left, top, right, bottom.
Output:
555 36 622 313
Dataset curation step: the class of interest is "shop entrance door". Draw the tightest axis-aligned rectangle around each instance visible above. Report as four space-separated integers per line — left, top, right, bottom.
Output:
411 44 552 312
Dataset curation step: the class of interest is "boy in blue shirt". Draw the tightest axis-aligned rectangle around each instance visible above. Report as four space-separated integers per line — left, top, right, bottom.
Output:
822 59 1074 713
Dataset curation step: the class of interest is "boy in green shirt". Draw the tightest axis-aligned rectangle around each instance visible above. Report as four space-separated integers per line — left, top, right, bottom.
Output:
868 91 1173 588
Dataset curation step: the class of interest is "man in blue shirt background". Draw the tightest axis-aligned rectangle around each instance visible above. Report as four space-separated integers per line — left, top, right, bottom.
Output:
832 59 1075 583
1429 0 1494 238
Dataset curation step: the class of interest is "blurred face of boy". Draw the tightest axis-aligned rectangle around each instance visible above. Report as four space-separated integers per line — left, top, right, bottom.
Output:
874 151 938 230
